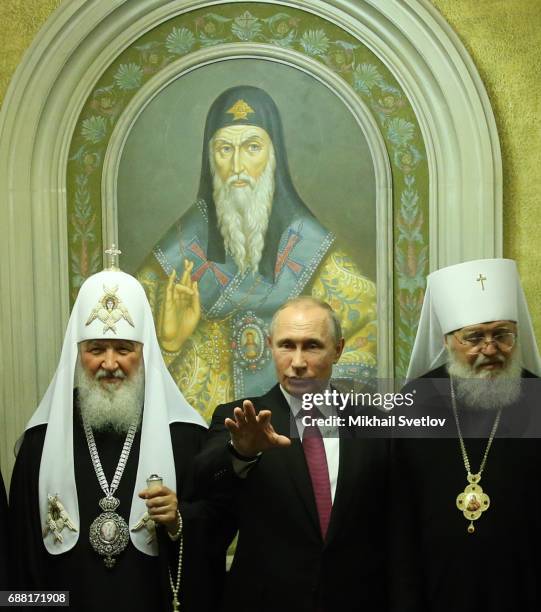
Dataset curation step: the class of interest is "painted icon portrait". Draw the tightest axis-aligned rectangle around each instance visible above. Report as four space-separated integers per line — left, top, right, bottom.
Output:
118 60 378 419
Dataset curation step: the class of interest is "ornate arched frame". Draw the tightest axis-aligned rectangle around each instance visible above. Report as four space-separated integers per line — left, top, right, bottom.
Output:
0 0 501 477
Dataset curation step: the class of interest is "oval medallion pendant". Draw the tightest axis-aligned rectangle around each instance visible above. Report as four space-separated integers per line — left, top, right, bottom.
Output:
456 473 490 534
89 496 129 568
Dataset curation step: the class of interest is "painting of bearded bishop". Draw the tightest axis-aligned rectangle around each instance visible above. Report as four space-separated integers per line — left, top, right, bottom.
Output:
137 85 376 420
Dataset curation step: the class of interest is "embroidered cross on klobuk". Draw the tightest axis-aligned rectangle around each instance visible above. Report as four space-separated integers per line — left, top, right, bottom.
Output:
187 240 232 287
275 230 304 278
476 273 487 291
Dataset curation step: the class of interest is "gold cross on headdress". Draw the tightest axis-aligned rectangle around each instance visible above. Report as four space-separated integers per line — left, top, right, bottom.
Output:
105 244 122 271
226 99 255 121
476 273 487 291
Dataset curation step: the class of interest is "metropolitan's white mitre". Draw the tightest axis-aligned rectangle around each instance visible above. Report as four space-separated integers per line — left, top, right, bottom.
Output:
406 258 541 380
429 258 518 334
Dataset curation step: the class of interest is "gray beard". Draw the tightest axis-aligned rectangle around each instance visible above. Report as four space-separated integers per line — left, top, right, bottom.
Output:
446 348 522 410
76 362 144 433
211 147 275 275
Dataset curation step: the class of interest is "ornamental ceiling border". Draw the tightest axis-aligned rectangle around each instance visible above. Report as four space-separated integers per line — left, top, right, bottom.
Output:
0 0 501 476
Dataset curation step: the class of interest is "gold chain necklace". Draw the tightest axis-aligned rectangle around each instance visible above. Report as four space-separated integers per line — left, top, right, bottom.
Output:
450 377 502 534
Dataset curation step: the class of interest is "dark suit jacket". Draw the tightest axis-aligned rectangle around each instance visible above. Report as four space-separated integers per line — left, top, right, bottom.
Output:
196 384 389 612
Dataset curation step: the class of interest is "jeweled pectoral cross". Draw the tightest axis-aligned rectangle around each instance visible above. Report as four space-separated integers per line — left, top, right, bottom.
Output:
105 244 122 271
476 273 487 291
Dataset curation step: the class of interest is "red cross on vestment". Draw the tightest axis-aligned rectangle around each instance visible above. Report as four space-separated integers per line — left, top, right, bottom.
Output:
275 232 304 277
188 242 231 287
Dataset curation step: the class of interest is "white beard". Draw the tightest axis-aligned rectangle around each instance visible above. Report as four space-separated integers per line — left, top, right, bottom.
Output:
76 362 144 433
447 348 522 410
211 147 276 275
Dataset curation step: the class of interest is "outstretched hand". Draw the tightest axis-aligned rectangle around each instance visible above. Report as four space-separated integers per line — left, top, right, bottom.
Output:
225 400 291 457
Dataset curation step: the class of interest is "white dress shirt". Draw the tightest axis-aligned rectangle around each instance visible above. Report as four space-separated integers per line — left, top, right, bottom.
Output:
230 386 341 503
280 385 340 503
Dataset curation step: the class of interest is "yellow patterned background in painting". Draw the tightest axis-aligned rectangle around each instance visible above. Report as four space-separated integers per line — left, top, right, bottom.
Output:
1 0 540 343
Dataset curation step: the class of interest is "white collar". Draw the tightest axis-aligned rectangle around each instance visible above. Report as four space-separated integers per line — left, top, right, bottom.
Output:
279 384 334 419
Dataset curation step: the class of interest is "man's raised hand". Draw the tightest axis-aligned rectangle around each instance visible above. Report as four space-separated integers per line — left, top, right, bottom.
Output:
225 400 291 457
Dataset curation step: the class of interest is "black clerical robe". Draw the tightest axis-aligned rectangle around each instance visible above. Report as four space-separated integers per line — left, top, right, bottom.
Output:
390 367 541 611
0 475 8 589
9 417 224 612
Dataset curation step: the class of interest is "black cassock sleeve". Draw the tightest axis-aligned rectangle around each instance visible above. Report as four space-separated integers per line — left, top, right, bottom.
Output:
163 422 235 612
8 425 47 591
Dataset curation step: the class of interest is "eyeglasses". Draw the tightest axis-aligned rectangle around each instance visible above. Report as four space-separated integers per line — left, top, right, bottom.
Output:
452 330 516 352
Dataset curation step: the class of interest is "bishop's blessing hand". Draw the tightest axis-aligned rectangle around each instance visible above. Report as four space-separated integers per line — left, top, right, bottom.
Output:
159 260 201 353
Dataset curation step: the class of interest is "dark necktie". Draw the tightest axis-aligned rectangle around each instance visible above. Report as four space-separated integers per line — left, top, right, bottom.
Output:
302 410 332 540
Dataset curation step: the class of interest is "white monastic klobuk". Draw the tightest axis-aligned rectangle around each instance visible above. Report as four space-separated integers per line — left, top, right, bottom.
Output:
21 269 206 556
407 258 541 381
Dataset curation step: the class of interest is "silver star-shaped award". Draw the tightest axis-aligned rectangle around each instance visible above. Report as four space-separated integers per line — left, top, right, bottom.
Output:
43 494 78 543
131 511 157 545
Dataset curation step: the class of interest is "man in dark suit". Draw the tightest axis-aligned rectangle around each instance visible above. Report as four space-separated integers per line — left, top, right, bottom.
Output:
197 296 388 612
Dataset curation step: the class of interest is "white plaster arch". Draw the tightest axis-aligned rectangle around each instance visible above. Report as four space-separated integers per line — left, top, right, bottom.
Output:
0 0 501 478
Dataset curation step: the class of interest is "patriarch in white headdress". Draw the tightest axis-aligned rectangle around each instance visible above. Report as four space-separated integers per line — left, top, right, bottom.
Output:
20 251 206 557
